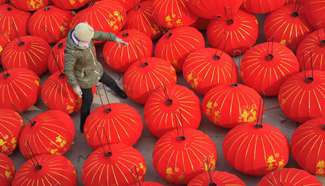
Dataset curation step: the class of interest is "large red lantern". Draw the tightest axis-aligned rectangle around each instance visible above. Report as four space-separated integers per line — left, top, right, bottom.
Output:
0 153 15 186
258 168 322 186
41 72 81 114
207 10 258 57
84 103 143 149
152 0 197 28
19 110 75 159
2 36 50 76
144 84 201 137
297 29 325 71
153 128 217 184
125 1 162 39
188 171 245 186
264 4 311 50
0 4 30 40
103 29 153 73
243 0 285 14
292 117 325 176
155 26 205 71
82 143 146 186
183 48 238 95
240 42 300 96
0 109 23 155
187 0 243 19
278 70 325 123
48 38 66 74
223 123 290 176
0 34 10 57
70 0 126 34
123 57 177 104
116 0 141 11
0 68 40 112
304 0 325 29
28 6 73 44
203 83 262 128
10 0 48 11
12 154 77 186
51 0 90 10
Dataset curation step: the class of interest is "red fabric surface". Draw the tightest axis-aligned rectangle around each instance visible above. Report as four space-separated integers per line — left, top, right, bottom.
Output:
0 153 15 186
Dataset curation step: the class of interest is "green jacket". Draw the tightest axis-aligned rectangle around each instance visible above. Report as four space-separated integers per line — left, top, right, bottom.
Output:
64 30 117 89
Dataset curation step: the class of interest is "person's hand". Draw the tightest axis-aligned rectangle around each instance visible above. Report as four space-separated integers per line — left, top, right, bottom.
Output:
115 37 129 46
73 85 82 97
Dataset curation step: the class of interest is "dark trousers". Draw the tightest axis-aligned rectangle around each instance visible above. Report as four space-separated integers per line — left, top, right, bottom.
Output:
80 73 118 132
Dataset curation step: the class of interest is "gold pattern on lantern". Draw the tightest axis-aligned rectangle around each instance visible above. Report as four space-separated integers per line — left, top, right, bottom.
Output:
187 73 199 89
66 104 74 113
164 14 183 27
60 25 67 35
239 105 257 123
316 160 325 175
28 0 43 9
50 148 58 155
35 80 40 86
0 46 3 54
5 170 11 179
266 153 285 171
56 135 67 148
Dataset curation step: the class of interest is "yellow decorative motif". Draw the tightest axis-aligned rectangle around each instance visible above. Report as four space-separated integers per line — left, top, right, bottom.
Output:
280 40 287 46
187 73 199 89
28 0 43 9
266 153 285 171
0 139 6 146
60 25 67 34
35 80 40 86
56 135 67 148
316 160 325 175
0 45 3 54
164 13 183 27
5 170 11 179
50 148 58 155
66 104 74 113
239 105 257 123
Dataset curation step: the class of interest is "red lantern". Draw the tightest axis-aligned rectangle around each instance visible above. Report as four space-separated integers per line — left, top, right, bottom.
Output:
187 0 243 19
297 29 325 71
144 84 201 137
207 10 258 57
19 110 75 159
183 48 238 95
28 6 73 44
264 5 311 50
240 42 300 96
188 171 245 186
125 1 162 39
70 0 126 34
0 34 10 57
0 153 15 186
10 0 48 11
153 128 217 184
223 123 290 176
243 0 285 14
278 71 325 123
0 109 23 155
304 0 325 29
123 57 177 104
155 26 205 71
103 29 153 73
152 0 197 28
82 143 146 186
84 103 143 149
258 168 322 186
51 0 90 10
292 117 325 176
48 38 66 74
203 83 262 129
0 68 40 112
2 36 50 76
0 4 30 40
41 72 81 114
12 154 77 186
116 0 141 10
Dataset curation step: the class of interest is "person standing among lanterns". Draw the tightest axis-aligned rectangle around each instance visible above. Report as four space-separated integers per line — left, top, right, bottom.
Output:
64 22 128 133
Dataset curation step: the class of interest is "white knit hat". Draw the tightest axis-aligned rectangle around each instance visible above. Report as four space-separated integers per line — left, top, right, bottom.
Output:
74 22 94 42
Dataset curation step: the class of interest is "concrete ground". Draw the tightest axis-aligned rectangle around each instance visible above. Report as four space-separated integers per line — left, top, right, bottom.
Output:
10 15 325 186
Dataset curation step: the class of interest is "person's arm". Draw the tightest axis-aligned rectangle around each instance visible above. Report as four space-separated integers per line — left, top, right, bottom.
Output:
93 31 117 41
64 50 79 87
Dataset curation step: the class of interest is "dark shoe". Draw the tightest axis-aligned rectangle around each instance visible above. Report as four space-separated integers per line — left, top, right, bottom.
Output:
112 85 128 99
